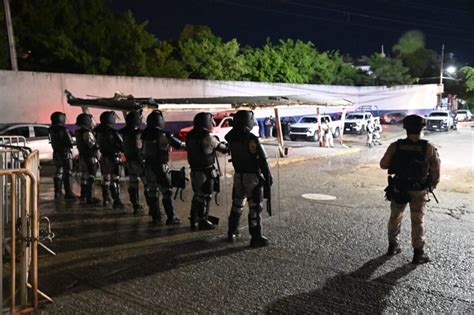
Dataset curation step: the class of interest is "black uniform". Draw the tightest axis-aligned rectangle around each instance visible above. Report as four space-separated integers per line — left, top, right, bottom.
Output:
75 113 100 204
94 111 125 210
142 110 184 225
119 110 146 214
186 112 228 230
225 110 272 247
48 112 77 200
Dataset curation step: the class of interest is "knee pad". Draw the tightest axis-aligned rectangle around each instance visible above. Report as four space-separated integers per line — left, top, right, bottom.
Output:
249 204 263 218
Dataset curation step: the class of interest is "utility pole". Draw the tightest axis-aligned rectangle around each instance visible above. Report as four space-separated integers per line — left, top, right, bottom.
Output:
438 44 445 108
3 0 18 70
439 44 445 85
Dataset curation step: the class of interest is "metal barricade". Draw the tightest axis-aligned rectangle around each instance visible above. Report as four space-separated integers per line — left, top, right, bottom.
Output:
1 148 50 314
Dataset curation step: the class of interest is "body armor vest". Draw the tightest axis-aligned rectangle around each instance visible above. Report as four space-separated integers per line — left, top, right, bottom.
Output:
120 126 142 161
142 127 170 164
75 127 98 158
49 125 73 152
389 139 430 189
94 124 123 156
225 129 259 173
186 128 214 169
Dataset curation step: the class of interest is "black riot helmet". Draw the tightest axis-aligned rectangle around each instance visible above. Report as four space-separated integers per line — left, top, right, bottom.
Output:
146 110 165 129
193 112 213 130
233 110 255 132
100 111 117 127
403 114 425 135
75 113 93 129
125 109 143 127
50 111 66 125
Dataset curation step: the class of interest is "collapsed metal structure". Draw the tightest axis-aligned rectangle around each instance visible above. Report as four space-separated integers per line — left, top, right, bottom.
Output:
65 90 353 156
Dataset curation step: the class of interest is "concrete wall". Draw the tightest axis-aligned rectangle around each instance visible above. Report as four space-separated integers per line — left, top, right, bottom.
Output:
0 70 439 125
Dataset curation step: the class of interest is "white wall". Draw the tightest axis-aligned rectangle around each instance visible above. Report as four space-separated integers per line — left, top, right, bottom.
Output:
0 70 438 124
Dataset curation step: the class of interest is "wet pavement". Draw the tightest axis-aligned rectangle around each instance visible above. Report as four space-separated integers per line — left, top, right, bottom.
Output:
37 124 473 314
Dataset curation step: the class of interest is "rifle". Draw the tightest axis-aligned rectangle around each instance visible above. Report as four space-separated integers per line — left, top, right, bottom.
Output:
213 152 221 206
263 177 272 216
428 186 439 203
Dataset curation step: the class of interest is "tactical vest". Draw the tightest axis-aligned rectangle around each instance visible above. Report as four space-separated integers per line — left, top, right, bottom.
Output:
142 127 170 164
186 128 215 170
75 128 98 158
389 139 430 190
120 126 142 161
94 124 122 156
48 125 73 152
225 129 259 173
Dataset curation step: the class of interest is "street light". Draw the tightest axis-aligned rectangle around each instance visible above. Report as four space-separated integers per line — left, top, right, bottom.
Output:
446 66 457 75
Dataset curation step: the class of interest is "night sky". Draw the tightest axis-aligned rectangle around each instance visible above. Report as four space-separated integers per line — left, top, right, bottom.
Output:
112 0 474 64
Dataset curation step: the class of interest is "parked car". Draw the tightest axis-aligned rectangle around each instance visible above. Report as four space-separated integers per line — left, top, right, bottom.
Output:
455 109 472 121
0 123 78 161
289 115 342 142
380 111 407 124
178 113 259 142
425 111 455 131
343 112 374 134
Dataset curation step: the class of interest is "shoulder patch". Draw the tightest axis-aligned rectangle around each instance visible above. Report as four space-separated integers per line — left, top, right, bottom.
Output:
249 139 258 154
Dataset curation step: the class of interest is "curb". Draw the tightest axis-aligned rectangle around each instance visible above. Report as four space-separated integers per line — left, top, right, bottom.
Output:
268 147 361 168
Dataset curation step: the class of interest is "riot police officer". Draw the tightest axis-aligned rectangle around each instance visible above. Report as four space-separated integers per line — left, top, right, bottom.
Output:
120 109 146 215
380 114 440 264
94 111 125 210
48 111 77 200
186 112 228 230
225 110 272 247
75 113 100 204
142 110 184 225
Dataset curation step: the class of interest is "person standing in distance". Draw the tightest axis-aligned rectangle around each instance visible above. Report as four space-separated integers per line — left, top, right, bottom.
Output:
380 114 440 264
75 113 100 204
142 110 185 225
225 110 272 247
120 109 146 215
48 111 77 200
186 112 228 230
94 111 125 210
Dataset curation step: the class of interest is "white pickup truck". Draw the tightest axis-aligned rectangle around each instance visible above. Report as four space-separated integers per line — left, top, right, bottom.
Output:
288 115 342 142
425 110 455 131
343 112 374 134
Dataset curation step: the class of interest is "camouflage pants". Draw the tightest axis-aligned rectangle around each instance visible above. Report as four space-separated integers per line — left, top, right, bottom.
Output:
388 189 429 249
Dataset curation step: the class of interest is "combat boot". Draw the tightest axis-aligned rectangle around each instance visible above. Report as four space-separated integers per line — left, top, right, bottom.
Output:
163 197 180 225
227 211 241 242
189 200 199 230
85 181 101 205
111 182 125 210
146 196 162 225
101 185 112 207
387 242 402 256
80 184 87 203
412 248 430 264
63 176 78 201
249 214 269 247
53 178 63 199
197 200 215 230
128 187 144 215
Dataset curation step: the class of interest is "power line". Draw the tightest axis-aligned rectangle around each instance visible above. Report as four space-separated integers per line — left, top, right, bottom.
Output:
287 0 474 32
211 0 474 44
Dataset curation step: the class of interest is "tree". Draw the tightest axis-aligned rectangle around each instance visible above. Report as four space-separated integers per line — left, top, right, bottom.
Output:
178 25 247 80
460 66 474 92
366 53 414 86
11 0 158 75
392 31 438 79
147 41 188 78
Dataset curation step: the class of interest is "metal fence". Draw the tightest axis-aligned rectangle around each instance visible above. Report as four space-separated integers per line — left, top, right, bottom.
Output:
0 144 50 314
